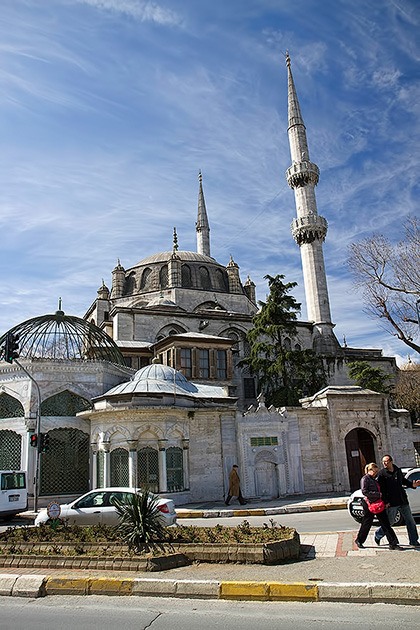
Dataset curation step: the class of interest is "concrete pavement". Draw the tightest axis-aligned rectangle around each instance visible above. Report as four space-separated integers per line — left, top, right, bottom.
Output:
4 492 420 605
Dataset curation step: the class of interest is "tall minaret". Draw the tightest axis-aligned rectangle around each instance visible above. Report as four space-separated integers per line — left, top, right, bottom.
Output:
285 52 336 350
196 170 210 257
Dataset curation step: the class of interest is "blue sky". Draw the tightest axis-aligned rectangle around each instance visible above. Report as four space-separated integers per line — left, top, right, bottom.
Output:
1 0 419 365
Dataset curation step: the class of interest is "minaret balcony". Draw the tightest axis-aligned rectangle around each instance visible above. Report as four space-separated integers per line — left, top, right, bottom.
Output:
286 161 319 189
291 214 328 245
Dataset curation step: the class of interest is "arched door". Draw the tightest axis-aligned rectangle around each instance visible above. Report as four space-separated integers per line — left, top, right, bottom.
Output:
345 428 376 491
255 460 277 499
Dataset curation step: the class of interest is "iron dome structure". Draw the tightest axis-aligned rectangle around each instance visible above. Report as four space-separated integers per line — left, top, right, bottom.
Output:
0 304 124 365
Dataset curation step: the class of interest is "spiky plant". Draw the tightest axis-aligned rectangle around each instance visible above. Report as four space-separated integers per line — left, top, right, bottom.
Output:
115 489 167 553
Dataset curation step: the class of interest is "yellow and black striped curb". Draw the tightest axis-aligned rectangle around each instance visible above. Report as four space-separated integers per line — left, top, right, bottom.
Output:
176 502 347 519
1 574 420 604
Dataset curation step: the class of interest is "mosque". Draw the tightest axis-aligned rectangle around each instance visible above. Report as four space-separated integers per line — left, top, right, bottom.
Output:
0 56 418 507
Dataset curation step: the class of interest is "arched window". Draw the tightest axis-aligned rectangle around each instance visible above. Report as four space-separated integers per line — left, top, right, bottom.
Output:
216 269 228 291
166 446 183 493
181 265 192 288
0 393 24 419
137 447 159 493
294 343 302 351
0 430 21 470
41 390 91 416
140 267 152 290
40 428 89 496
199 266 211 290
110 448 129 487
159 265 168 289
283 337 291 350
125 272 136 295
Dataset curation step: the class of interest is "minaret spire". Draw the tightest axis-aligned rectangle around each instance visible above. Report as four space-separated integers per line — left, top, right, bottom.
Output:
285 53 335 351
196 170 210 257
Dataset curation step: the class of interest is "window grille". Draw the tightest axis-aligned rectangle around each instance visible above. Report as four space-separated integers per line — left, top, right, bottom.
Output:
199 266 211 290
0 394 24 419
217 350 227 378
0 430 21 469
97 450 104 487
40 428 89 495
159 265 168 288
166 446 183 493
137 447 159 492
181 265 192 288
216 269 228 291
250 436 278 447
41 390 91 416
110 448 129 487
180 348 192 378
140 267 152 290
414 443 420 467
199 349 209 378
124 272 136 295
244 378 256 399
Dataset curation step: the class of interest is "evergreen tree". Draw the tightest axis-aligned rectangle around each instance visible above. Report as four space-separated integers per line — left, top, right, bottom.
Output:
347 361 392 393
242 274 326 407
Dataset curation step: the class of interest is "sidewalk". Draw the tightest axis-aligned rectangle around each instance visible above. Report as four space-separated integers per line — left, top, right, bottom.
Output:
5 493 420 605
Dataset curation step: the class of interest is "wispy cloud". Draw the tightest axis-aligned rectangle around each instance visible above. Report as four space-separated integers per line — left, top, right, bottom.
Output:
72 0 182 26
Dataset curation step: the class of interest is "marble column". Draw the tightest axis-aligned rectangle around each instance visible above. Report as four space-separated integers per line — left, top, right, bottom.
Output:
127 440 137 489
103 442 110 487
158 439 167 493
182 439 190 490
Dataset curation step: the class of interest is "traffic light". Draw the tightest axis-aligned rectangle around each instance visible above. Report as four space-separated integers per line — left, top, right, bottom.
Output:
4 332 20 364
39 433 50 453
30 434 38 448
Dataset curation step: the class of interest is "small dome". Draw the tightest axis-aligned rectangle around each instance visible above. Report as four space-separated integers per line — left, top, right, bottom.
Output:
134 363 189 385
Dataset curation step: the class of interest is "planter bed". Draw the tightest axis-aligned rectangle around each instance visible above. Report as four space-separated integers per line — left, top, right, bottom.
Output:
0 531 300 567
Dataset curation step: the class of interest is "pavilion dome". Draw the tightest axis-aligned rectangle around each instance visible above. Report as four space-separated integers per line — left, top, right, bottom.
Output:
0 308 125 365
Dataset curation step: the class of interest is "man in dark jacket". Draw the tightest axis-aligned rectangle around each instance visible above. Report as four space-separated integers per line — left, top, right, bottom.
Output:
374 454 420 547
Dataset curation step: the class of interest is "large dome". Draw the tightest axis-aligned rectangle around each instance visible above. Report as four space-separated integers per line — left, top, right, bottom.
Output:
0 309 125 365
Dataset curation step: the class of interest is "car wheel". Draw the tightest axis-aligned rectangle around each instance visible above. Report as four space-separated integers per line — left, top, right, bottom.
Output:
349 505 364 523
392 510 404 527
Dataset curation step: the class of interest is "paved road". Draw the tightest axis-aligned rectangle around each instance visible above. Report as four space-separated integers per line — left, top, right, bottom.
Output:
1 595 420 630
180 508 355 532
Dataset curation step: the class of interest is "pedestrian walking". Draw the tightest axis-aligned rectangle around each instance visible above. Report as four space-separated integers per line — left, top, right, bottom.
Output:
225 465 247 505
374 454 420 547
355 462 400 550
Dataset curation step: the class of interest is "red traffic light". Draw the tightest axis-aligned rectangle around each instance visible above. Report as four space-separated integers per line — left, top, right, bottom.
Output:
30 434 38 448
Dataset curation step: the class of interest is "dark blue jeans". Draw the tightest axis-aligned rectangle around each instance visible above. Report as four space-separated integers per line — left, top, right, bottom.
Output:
375 504 419 545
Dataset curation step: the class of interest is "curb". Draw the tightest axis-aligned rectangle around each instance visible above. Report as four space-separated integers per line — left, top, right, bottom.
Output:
1 574 419 605
176 502 347 519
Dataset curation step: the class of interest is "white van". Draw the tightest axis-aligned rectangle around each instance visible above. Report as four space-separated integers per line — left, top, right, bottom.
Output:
0 470 27 520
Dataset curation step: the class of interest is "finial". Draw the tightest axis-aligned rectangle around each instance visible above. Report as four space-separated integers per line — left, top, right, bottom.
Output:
285 50 291 68
198 170 202 184
173 227 179 252
55 297 65 317
343 334 347 348
117 258 120 265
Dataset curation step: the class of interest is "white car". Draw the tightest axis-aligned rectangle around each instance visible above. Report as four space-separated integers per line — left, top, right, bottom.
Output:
34 487 177 527
348 468 420 526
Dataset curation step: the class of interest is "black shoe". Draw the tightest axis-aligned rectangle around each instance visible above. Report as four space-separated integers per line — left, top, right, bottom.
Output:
389 544 402 550
374 535 381 546
412 543 420 548
355 539 365 549
240 501 247 505
224 501 230 506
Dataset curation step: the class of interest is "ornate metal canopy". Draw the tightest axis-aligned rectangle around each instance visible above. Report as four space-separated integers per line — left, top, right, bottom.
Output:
0 308 125 365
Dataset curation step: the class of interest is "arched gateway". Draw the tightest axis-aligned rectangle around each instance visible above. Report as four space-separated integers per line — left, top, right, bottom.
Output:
345 428 376 491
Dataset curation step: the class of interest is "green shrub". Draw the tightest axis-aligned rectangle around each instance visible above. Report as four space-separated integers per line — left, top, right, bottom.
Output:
115 489 167 553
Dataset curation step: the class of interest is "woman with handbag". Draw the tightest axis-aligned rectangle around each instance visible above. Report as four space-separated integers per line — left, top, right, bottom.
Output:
355 463 400 550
